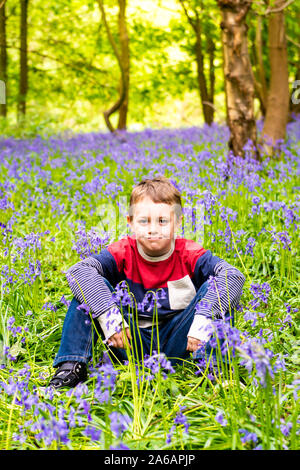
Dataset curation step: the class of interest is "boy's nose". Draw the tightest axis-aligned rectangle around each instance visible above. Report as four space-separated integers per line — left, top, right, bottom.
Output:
148 221 159 234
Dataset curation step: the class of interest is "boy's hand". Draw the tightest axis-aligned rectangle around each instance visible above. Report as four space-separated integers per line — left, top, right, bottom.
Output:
186 336 206 352
108 327 131 349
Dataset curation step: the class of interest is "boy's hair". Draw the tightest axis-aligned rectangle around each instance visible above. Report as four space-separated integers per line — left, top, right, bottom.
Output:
129 176 182 219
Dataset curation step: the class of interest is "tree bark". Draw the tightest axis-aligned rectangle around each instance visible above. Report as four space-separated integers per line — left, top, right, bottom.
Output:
97 0 129 133
18 0 29 120
179 0 215 125
0 0 7 117
207 35 216 118
261 0 289 152
117 0 129 130
217 0 258 158
254 15 268 117
194 17 214 125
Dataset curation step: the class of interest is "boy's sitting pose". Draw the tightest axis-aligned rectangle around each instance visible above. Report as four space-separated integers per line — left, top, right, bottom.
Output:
49 177 245 389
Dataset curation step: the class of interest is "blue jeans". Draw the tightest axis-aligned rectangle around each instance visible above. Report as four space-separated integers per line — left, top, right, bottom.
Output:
53 279 227 368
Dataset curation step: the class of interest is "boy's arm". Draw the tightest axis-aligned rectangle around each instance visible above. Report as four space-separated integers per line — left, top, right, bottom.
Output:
187 259 245 343
65 257 128 340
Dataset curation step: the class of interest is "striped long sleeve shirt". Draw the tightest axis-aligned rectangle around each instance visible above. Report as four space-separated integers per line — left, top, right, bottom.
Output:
65 235 245 342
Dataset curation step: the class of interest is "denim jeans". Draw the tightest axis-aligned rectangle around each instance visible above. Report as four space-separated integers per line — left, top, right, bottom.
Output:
53 278 224 368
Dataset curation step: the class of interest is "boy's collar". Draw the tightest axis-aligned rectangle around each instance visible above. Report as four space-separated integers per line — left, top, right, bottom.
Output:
136 239 175 262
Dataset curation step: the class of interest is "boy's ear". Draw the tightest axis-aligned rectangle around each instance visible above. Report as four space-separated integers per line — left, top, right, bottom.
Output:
175 214 183 231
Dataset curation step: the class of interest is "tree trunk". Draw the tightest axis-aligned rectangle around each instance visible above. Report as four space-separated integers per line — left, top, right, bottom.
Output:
97 0 129 134
194 17 214 125
217 0 258 158
0 0 7 117
261 0 289 152
179 0 215 125
207 35 215 120
117 0 129 130
254 15 268 117
18 0 29 120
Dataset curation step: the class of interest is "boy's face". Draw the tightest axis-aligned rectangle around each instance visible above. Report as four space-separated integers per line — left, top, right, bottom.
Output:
127 196 182 257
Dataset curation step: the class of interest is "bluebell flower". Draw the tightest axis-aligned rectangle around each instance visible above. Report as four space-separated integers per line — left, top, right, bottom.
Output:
174 409 189 433
215 411 228 427
166 408 189 444
42 301 58 312
60 295 71 307
111 282 134 307
77 303 90 315
239 428 258 444
243 310 258 327
90 362 119 403
238 339 274 387
280 421 292 437
249 282 271 309
252 196 260 205
83 425 101 441
109 411 132 438
143 352 175 381
245 237 256 256
287 377 300 400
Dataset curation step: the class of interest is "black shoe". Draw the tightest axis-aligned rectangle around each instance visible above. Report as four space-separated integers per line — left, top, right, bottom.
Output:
49 361 87 389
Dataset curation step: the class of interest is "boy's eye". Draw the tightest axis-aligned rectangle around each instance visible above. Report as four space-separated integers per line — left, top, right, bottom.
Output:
137 217 169 225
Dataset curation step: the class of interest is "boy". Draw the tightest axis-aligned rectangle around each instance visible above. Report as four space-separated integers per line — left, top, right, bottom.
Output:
49 177 245 389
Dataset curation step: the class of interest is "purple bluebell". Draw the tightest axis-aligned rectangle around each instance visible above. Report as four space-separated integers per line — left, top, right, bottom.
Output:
83 426 101 441
215 411 228 427
239 428 258 444
245 237 256 257
143 352 175 381
238 338 274 387
109 411 132 438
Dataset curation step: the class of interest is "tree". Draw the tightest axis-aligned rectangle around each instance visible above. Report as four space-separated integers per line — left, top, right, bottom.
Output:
0 0 7 117
261 0 290 153
117 0 129 130
179 0 216 125
217 0 258 158
18 0 29 120
252 14 268 117
97 0 129 133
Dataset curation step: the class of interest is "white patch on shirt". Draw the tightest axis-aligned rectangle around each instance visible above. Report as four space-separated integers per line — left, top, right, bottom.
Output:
167 275 196 310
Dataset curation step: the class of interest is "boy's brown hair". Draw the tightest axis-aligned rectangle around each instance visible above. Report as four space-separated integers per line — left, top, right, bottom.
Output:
129 176 182 219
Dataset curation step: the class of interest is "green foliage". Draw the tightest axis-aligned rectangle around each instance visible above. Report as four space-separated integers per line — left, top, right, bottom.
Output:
0 0 299 134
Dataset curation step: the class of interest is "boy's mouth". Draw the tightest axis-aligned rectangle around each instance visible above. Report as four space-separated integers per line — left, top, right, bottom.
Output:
146 236 163 240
